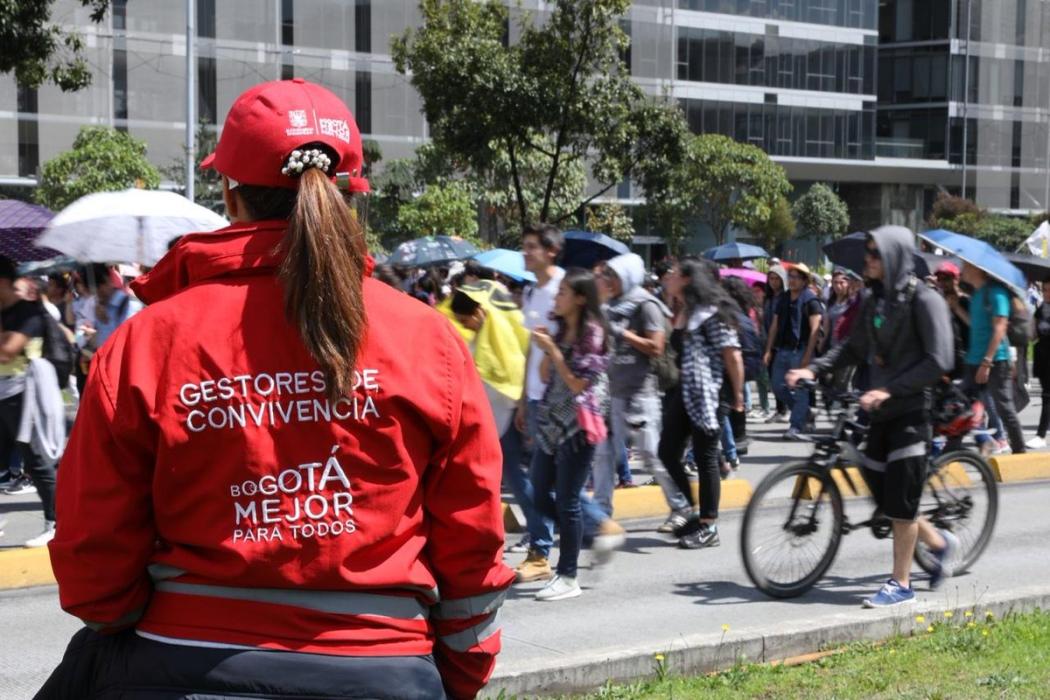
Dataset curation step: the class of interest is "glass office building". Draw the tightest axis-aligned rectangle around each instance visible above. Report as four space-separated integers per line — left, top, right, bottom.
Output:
877 0 1050 213
4 1 1050 236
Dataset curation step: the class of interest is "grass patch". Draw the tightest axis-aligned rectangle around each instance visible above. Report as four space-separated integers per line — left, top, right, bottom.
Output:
500 609 1050 700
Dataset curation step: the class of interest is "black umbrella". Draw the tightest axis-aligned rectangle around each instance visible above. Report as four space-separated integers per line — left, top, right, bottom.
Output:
1004 253 1050 282
560 230 630 269
824 232 953 279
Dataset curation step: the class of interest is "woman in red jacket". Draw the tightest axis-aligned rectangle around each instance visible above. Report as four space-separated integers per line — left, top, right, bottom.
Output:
39 79 513 700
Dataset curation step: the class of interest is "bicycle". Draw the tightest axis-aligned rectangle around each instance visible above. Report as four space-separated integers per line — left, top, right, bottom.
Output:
740 380 999 599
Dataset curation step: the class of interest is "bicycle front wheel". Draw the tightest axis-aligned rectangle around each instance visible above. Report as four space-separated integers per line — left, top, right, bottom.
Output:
914 449 999 575
741 460 844 599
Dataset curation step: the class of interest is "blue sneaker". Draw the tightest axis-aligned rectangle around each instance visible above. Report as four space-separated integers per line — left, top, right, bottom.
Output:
863 579 916 608
929 530 959 590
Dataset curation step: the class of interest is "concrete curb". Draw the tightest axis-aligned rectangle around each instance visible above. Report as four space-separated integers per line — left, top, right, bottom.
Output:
484 584 1050 698
991 453 1050 482
0 548 55 589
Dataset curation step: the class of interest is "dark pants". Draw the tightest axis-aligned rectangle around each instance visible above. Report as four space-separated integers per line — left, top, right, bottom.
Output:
0 393 56 521
37 627 447 700
964 362 1026 454
658 387 722 520
530 433 596 578
1039 388 1050 438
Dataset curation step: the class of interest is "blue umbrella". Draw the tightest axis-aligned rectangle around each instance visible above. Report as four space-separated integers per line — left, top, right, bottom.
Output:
386 235 481 267
473 248 536 283
703 242 770 262
918 229 1027 297
561 230 630 269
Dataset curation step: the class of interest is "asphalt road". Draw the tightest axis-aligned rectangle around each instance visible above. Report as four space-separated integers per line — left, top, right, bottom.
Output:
1 400 1047 699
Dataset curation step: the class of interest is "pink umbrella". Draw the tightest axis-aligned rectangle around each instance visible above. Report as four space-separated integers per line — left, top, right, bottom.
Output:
719 267 766 286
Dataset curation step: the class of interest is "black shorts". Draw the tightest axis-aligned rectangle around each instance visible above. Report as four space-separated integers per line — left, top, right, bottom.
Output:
860 411 930 521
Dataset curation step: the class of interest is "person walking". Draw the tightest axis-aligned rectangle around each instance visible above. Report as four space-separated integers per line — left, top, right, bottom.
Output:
529 269 615 601
763 263 823 440
762 266 788 423
658 258 744 549
41 79 513 700
0 257 61 544
790 226 957 606
594 253 691 532
955 263 1027 455
1030 279 1050 449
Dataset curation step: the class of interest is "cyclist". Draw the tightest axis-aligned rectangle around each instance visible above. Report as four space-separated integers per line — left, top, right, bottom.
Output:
787 226 958 608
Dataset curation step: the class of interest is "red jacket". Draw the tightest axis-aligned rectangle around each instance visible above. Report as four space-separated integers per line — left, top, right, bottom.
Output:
49 220 515 699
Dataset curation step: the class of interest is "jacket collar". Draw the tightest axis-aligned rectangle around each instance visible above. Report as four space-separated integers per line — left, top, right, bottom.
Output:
131 220 374 305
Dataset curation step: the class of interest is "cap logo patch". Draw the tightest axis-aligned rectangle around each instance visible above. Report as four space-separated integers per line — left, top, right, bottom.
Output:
319 118 351 143
288 110 308 128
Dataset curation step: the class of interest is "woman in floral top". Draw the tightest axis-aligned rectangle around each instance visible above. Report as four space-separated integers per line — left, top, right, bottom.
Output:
531 269 623 601
658 258 744 549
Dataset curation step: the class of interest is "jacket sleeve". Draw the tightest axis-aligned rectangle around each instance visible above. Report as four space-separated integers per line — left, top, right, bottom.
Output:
424 323 516 700
884 286 954 397
809 300 869 377
48 335 159 633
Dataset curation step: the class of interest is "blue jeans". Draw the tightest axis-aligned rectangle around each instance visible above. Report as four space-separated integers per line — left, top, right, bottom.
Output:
530 434 596 578
616 441 632 485
518 400 555 553
772 348 810 432
720 413 737 461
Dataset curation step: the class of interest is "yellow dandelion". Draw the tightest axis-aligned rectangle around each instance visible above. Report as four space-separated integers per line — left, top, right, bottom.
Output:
722 624 730 632
967 622 977 629
982 629 990 637
889 649 897 655
985 612 995 620
654 654 665 662
943 611 954 619
927 625 935 633
915 615 926 623
964 611 974 618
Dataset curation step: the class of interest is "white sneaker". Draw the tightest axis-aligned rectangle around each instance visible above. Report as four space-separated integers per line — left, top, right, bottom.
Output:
1025 436 1047 449
24 521 55 548
535 575 581 602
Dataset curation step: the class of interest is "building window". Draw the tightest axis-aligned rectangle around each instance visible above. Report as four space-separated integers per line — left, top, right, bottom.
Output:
16 85 38 177
198 0 216 39
282 0 295 47
355 71 372 135
113 44 128 122
355 0 371 53
199 56 218 124
112 0 127 30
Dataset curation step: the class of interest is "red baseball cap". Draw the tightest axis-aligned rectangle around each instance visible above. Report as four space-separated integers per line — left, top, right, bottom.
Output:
200 78 370 193
936 261 960 278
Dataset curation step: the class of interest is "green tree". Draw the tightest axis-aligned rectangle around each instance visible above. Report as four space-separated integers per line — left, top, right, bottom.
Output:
659 134 791 246
585 202 634 244
752 196 796 254
161 119 223 213
928 192 981 228
0 1 110 91
35 126 161 211
396 181 479 242
792 183 849 240
392 0 688 225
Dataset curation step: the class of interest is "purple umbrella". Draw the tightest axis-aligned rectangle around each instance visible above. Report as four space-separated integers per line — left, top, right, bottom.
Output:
0 200 62 262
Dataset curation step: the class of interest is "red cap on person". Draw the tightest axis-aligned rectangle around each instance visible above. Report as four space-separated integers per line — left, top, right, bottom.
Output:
936 261 960 278
200 78 370 194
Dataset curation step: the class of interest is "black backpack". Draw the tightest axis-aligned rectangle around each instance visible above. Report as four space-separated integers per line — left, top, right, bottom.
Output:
736 311 763 382
41 310 75 390
981 289 1034 348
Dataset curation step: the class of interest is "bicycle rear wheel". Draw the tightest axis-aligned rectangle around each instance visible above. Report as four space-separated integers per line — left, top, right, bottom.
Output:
741 461 844 599
914 450 998 575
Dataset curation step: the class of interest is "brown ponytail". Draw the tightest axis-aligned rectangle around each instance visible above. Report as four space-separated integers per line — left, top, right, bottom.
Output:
272 167 368 399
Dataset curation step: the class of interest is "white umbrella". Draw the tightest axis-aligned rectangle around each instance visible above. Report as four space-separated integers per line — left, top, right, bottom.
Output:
38 189 228 265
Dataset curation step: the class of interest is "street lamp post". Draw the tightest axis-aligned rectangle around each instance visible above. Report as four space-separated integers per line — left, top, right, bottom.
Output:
185 0 196 202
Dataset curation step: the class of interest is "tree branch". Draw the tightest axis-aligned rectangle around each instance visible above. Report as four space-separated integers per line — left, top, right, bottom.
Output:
507 139 529 225
541 4 596 221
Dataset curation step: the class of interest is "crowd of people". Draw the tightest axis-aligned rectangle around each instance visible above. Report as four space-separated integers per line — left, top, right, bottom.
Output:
374 223 1050 604
0 260 139 547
